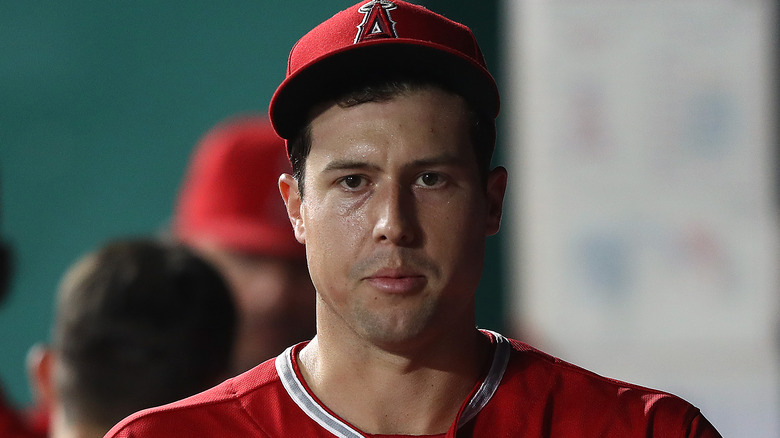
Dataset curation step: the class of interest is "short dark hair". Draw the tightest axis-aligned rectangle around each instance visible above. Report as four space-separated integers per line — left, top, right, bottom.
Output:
52 238 237 429
0 172 12 306
288 79 496 197
0 240 11 306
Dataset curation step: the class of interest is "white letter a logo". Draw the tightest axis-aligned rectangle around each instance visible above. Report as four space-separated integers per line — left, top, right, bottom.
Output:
354 0 398 43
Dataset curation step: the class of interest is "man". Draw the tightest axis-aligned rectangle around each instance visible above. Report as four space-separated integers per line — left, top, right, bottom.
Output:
172 115 316 374
106 1 722 436
28 238 236 438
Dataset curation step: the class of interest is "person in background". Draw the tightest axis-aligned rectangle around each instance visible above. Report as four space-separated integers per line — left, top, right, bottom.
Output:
0 175 47 438
27 238 236 438
172 115 316 374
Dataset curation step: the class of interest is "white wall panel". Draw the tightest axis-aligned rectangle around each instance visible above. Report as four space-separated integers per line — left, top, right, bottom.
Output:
503 1 779 436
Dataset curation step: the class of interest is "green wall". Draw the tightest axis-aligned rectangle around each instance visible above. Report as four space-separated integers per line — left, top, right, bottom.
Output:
0 0 502 407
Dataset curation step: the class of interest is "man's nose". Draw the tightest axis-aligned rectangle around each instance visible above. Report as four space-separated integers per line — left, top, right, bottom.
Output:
371 182 417 246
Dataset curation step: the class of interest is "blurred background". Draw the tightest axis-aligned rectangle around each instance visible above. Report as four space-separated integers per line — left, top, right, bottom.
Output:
1 1 776 437
505 2 779 437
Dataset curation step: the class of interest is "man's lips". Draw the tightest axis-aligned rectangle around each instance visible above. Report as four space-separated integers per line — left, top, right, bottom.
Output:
364 269 427 294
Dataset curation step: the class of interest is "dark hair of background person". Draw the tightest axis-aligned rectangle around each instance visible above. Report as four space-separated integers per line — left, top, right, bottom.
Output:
51 238 236 430
0 240 10 305
0 175 12 305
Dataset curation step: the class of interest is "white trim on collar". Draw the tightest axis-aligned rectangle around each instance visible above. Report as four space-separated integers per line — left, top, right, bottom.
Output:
276 345 365 438
274 330 511 437
458 330 511 426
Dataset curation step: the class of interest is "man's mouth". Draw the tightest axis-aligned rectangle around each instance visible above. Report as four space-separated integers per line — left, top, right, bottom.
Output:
365 268 427 294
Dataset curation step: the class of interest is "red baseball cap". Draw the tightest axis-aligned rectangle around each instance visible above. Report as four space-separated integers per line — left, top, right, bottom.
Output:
173 116 304 259
269 0 499 142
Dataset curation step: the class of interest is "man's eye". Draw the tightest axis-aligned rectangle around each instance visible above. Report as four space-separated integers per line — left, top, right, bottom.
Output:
417 172 441 187
340 175 365 189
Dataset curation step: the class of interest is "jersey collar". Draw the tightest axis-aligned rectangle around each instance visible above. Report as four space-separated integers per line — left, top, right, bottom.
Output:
274 330 511 438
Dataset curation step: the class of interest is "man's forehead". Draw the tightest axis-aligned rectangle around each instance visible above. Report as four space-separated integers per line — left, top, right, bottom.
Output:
309 88 468 133
318 152 468 172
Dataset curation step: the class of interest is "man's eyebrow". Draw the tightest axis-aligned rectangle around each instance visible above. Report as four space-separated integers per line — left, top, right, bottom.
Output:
322 160 379 173
408 154 465 168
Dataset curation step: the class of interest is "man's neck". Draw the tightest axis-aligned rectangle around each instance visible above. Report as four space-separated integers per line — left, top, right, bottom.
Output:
50 407 110 438
297 327 491 435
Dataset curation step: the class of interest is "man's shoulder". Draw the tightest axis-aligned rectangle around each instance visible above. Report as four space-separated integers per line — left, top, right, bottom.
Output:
105 359 283 438
503 338 689 403
486 337 721 437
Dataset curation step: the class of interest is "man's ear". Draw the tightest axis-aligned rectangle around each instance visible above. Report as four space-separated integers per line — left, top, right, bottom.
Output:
27 343 57 413
279 173 306 244
485 166 507 236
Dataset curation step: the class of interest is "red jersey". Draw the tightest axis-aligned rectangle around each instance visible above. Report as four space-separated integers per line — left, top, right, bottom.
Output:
105 331 721 437
0 387 47 438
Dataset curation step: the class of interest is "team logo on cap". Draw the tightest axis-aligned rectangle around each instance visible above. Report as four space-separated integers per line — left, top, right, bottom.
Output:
354 0 397 44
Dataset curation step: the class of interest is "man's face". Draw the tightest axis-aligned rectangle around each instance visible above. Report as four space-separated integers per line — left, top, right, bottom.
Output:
195 243 316 373
281 87 506 349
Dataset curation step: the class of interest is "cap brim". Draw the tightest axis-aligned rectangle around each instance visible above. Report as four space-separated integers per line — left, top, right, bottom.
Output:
270 39 499 140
